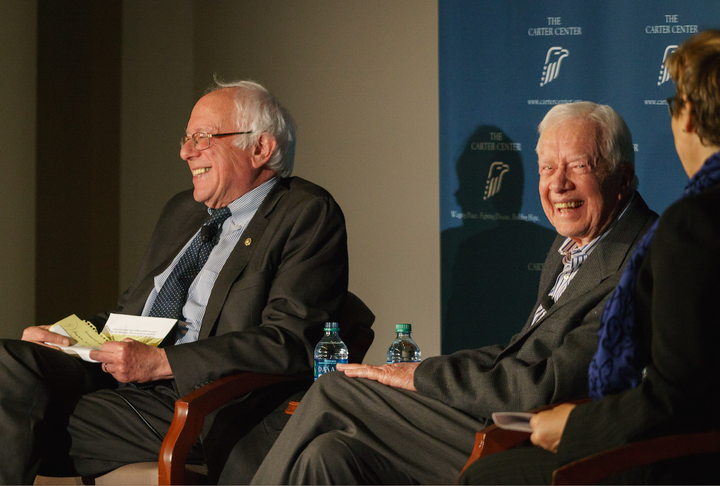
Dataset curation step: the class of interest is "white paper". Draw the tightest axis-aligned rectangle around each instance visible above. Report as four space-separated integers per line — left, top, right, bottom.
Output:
46 314 179 362
50 327 101 363
103 313 177 340
491 412 536 432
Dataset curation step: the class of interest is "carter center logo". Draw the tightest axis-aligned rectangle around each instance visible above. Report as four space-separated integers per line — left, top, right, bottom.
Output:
657 45 678 86
540 46 569 86
484 162 509 200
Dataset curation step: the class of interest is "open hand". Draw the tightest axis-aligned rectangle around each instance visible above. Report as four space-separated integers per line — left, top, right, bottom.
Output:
336 362 419 391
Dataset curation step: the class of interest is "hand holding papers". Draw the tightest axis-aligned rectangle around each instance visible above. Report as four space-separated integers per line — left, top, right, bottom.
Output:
48 314 179 362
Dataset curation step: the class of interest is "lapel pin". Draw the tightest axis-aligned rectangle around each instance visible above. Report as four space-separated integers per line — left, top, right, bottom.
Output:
244 238 252 246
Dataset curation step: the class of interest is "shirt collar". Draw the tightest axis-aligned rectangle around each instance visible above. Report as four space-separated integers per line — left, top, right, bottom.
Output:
208 177 278 228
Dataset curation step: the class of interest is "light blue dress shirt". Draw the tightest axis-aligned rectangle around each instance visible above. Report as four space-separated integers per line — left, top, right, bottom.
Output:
141 178 277 344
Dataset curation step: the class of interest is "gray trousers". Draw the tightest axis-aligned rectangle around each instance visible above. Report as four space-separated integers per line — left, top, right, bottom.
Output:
251 371 485 485
0 339 203 484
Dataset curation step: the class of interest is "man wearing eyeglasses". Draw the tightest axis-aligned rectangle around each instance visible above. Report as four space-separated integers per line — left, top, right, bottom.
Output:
0 80 350 484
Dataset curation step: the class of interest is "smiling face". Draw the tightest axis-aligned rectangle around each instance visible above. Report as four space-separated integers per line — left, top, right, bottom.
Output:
537 119 630 246
180 89 273 208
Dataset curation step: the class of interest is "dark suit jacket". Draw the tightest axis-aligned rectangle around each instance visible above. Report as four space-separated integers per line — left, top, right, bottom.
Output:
557 185 720 482
414 193 658 421
96 177 349 398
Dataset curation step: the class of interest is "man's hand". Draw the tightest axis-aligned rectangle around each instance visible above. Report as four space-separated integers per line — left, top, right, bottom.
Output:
529 403 576 453
21 325 70 349
90 339 173 383
336 362 419 391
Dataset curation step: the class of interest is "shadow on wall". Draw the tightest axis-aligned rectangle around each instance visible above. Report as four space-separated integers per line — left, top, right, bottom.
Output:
441 126 556 354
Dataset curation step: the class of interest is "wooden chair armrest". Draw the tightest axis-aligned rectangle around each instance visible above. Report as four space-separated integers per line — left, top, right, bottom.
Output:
552 431 720 485
460 426 530 476
158 371 312 485
460 399 591 477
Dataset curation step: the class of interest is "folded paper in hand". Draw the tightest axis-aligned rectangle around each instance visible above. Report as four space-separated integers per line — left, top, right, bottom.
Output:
491 412 536 432
47 314 179 362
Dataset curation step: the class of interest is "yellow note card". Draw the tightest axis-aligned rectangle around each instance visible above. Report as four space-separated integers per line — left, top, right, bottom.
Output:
48 314 179 362
49 315 109 348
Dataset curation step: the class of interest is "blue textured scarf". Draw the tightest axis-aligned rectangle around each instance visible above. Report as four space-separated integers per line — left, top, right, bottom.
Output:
588 151 720 400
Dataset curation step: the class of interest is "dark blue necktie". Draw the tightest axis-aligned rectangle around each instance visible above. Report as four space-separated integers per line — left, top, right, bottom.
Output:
148 207 232 320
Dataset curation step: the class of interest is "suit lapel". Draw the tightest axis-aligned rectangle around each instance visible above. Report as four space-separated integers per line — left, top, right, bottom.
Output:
510 237 563 337
536 238 564 302
122 200 207 316
500 194 651 353
198 180 289 339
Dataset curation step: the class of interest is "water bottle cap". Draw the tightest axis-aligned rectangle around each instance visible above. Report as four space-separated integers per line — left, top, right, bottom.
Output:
395 323 412 332
324 322 340 330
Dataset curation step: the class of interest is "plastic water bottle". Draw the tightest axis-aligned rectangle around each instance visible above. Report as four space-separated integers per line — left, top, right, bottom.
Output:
314 322 348 381
387 323 421 364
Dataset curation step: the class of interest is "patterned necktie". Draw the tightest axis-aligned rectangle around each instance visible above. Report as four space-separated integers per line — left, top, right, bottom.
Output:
148 207 232 320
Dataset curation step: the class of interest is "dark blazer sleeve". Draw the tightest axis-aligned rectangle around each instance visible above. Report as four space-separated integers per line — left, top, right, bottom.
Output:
414 193 658 421
557 187 720 466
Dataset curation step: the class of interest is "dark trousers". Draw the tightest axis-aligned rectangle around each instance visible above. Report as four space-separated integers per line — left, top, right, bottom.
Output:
455 439 716 485
251 371 485 485
457 442 557 485
213 388 306 484
0 339 201 484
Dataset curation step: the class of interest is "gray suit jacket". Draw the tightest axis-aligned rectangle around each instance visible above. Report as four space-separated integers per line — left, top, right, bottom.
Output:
96 177 349 398
414 193 658 422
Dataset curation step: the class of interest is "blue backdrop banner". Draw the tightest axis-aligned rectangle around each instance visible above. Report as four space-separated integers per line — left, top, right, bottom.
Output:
439 1 719 354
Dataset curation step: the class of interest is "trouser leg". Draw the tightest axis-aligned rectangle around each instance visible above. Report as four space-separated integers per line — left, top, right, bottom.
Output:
215 388 307 485
291 431 418 485
0 339 115 484
457 443 556 485
0 339 204 483
457 443 656 485
66 381 206 477
251 371 484 485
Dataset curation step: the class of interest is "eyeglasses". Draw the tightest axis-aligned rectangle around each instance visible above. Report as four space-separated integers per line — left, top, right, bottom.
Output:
666 95 681 117
181 131 252 150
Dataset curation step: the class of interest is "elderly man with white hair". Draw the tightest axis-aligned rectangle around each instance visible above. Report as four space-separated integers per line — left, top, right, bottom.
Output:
0 80 350 484
250 101 658 486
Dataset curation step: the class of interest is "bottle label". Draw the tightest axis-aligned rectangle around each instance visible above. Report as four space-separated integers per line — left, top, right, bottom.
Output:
314 358 349 381
387 357 422 364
